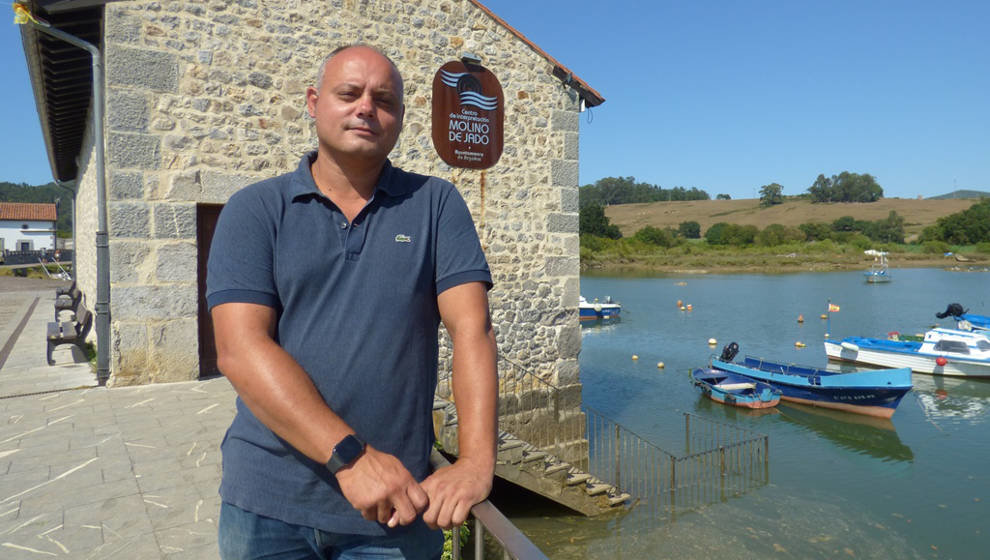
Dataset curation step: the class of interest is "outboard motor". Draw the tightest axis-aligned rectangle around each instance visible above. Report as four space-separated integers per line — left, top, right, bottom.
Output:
936 303 967 319
720 342 739 362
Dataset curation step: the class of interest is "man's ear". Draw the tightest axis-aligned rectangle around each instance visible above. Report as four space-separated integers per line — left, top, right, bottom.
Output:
305 86 319 118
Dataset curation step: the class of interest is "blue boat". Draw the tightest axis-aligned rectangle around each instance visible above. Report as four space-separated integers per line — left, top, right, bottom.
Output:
579 295 621 323
864 249 892 283
692 368 781 409
711 344 912 419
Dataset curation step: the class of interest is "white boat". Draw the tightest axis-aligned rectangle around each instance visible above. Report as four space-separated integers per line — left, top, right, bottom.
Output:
863 249 891 283
825 328 990 378
579 295 621 322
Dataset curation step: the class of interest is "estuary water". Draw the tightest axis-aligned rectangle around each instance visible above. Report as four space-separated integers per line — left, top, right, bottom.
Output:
505 267 989 559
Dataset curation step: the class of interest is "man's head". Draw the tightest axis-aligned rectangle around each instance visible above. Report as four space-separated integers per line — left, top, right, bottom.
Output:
306 45 405 166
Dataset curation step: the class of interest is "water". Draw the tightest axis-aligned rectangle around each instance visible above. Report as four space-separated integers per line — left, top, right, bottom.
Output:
504 268 990 559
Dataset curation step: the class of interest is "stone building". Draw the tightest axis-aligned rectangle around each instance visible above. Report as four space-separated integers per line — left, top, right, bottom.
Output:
20 0 604 395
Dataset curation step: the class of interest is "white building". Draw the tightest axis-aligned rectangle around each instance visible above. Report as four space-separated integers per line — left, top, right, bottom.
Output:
0 202 57 253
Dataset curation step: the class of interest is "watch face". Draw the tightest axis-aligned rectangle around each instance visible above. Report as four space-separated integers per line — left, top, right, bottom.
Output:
328 434 365 474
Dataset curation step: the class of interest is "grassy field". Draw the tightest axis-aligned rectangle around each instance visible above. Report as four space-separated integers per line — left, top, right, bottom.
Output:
604 197 977 241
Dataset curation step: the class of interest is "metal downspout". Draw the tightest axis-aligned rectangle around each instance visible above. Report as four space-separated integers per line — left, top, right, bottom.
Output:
29 21 110 385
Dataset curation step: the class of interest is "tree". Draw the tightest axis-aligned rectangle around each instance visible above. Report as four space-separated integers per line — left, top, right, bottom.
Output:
634 226 677 247
716 193 731 200
756 224 804 246
919 198 990 244
807 172 883 203
579 204 622 239
808 174 833 202
759 183 783 207
678 220 701 239
799 222 832 241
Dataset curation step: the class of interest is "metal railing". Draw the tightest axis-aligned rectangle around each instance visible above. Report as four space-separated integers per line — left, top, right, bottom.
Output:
430 450 548 560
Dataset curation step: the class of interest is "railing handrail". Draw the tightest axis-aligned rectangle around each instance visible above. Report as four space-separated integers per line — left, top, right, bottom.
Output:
430 449 549 560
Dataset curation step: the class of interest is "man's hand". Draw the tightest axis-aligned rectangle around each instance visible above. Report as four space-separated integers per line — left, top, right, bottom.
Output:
420 458 493 529
335 445 429 527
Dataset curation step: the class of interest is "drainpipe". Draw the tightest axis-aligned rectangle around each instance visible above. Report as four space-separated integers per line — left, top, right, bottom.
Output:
27 19 110 385
53 179 76 276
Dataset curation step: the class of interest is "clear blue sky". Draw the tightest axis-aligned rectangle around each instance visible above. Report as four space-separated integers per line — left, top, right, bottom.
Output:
3 1 988 199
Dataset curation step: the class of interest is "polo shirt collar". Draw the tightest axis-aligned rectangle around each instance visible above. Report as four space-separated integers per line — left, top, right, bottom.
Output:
287 151 409 202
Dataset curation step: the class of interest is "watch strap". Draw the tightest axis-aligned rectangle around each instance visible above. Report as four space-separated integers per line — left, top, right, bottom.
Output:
325 434 366 475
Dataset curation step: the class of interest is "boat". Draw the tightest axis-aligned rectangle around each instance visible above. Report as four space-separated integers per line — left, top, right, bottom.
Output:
711 343 912 418
691 368 781 409
935 302 990 332
579 295 621 323
825 327 990 378
863 249 891 283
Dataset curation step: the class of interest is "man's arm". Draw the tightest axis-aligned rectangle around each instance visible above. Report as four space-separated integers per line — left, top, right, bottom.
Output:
421 282 498 529
211 302 428 526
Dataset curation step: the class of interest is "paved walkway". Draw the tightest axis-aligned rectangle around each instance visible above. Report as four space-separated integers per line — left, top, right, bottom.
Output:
0 279 236 559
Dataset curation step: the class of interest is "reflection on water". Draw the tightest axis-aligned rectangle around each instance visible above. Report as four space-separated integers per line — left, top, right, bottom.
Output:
910 375 990 424
776 402 914 463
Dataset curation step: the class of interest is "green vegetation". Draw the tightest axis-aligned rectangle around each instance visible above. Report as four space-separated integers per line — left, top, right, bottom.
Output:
759 183 784 207
579 176 709 207
919 198 990 245
807 172 883 203
0 181 73 236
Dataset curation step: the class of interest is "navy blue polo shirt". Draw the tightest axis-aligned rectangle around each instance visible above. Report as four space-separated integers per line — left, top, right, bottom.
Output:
206 151 491 535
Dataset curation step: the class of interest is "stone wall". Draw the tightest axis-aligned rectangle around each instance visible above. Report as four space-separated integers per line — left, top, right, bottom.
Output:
86 0 583 389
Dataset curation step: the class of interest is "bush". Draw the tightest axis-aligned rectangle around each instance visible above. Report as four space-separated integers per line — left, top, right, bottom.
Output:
634 226 678 247
975 242 990 254
922 240 951 254
678 220 701 239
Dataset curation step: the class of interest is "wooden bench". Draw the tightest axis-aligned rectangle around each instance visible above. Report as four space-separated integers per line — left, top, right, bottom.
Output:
47 306 92 366
54 286 82 321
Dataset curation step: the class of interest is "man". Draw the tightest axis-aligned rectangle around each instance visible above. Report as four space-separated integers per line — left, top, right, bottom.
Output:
207 44 497 559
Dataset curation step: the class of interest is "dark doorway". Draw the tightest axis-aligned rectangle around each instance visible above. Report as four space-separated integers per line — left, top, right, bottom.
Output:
197 204 224 377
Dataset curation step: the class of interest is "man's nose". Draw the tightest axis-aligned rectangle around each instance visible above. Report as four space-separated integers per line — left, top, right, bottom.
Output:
355 94 376 117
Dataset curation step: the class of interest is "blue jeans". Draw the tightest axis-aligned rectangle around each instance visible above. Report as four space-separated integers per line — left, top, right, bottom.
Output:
218 502 442 560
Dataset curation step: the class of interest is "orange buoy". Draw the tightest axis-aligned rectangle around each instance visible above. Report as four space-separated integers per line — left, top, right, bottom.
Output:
686 304 693 311
935 357 948 367
797 314 804 323
676 299 683 307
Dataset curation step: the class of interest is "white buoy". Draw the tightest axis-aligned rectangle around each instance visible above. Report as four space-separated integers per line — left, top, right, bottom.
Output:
632 354 639 360
707 338 717 345
794 341 806 347
657 362 665 369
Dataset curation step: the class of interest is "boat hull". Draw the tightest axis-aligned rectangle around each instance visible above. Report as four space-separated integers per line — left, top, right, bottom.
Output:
692 368 781 409
825 339 990 378
579 303 621 322
711 358 912 419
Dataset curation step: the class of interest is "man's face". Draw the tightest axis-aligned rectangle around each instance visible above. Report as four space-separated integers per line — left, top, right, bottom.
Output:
306 47 405 164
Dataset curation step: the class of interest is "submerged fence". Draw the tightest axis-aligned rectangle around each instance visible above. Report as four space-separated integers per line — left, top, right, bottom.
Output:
437 355 770 518
585 407 769 518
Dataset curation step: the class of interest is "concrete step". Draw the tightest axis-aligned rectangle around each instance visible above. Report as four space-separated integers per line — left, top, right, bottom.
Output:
608 492 631 506
565 471 591 486
584 482 611 496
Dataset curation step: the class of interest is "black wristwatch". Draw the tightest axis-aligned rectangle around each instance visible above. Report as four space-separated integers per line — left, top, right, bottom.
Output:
326 434 366 475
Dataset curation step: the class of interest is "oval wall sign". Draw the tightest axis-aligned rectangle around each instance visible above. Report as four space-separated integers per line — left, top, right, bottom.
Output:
431 60 504 169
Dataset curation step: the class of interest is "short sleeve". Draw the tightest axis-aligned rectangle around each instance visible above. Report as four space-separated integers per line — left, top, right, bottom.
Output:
434 183 492 295
206 184 281 311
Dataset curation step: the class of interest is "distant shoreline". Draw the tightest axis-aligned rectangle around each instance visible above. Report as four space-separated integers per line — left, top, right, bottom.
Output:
581 252 987 275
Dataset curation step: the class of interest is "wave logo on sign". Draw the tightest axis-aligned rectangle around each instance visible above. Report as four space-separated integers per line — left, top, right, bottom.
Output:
439 70 498 110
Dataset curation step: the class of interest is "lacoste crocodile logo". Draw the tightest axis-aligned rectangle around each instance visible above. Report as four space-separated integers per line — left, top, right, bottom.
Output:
394 234 411 243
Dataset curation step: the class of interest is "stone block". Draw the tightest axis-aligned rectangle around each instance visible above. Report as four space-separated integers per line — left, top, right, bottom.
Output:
545 256 579 277
153 203 196 239
148 319 200 382
109 201 151 238
112 322 147 376
547 213 578 233
110 241 152 284
563 131 579 159
110 171 144 200
551 159 579 187
202 171 256 203
105 10 141 43
107 46 178 92
108 132 161 170
107 89 149 132
156 242 197 283
551 109 579 132
165 170 202 200
112 285 197 320
560 185 579 212
557 324 581 360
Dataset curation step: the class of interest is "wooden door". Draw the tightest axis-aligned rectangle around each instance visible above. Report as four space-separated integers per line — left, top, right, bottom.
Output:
197 204 224 377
